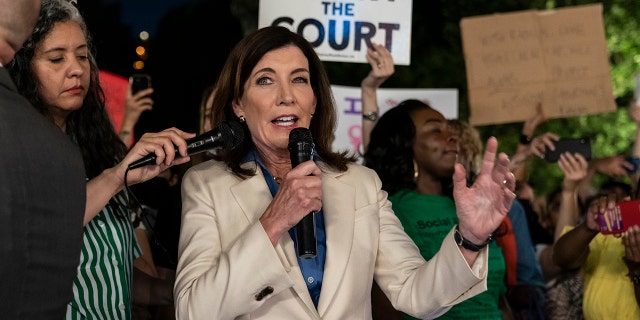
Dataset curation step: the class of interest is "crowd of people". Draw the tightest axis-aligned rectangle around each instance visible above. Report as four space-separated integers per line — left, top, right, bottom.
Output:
1 1 639 320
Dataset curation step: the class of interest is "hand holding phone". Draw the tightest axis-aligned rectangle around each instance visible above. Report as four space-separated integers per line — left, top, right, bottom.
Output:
129 73 152 95
598 199 640 234
544 137 591 162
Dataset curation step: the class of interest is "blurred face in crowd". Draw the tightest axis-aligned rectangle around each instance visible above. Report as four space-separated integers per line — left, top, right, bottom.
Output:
233 44 317 156
0 0 41 65
411 108 459 179
31 20 90 128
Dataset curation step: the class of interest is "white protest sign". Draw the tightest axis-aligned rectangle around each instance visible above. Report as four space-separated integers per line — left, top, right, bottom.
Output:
258 0 413 65
331 85 458 157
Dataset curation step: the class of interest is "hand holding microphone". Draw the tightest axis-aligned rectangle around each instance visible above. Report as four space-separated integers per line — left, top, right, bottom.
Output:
128 120 244 169
288 128 318 259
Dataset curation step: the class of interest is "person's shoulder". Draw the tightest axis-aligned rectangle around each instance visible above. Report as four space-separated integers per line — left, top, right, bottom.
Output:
184 159 257 179
184 159 232 179
189 158 225 170
321 162 380 187
332 162 379 178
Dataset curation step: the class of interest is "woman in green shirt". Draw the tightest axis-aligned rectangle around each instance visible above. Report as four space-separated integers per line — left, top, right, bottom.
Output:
364 99 509 320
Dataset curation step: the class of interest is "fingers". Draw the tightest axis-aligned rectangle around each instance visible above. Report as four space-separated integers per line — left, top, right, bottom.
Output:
541 132 559 150
482 137 516 203
288 160 322 178
132 87 153 99
367 43 394 74
480 136 498 171
282 161 323 212
452 163 467 192
624 226 640 262
586 195 611 231
126 88 154 116
136 128 196 166
477 136 515 196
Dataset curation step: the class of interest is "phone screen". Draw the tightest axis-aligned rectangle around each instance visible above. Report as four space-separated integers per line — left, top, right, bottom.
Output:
544 137 591 162
130 74 151 95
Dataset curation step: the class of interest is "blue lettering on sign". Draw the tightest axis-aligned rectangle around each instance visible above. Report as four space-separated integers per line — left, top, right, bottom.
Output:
271 17 399 52
321 2 355 16
343 97 361 115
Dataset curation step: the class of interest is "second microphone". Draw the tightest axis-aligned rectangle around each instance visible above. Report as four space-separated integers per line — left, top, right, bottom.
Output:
128 120 244 170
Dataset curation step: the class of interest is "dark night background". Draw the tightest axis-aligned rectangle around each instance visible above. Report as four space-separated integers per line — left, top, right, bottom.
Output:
75 0 640 197
76 0 556 139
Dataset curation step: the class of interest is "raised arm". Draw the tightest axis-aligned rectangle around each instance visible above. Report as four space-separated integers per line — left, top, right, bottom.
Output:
361 43 394 152
120 82 154 147
552 194 612 270
84 128 194 225
511 104 547 181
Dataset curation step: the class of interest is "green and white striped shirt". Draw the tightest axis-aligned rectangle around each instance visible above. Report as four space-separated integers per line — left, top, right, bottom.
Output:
65 194 141 319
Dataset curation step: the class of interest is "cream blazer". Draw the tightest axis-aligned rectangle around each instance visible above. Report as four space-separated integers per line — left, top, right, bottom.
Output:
174 160 488 320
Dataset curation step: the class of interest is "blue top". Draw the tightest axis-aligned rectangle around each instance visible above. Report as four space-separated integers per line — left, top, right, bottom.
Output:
244 149 326 308
509 199 546 290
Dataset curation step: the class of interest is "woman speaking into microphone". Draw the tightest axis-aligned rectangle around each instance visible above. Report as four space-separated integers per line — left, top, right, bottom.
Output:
174 26 517 320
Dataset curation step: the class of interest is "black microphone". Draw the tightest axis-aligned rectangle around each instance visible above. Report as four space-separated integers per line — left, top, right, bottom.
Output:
288 127 317 259
128 120 244 170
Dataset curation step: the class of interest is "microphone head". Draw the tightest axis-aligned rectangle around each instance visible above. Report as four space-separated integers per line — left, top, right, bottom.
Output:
288 127 313 145
226 120 244 149
215 120 244 149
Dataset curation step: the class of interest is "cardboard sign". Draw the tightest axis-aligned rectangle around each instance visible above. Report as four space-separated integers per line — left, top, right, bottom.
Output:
330 85 458 158
258 0 413 65
460 4 615 126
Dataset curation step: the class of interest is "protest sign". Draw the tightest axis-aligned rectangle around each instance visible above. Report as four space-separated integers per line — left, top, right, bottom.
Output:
331 85 458 157
460 4 615 125
259 0 412 65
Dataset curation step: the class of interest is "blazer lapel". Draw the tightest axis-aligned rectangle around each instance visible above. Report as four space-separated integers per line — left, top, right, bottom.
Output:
317 169 355 316
230 165 319 313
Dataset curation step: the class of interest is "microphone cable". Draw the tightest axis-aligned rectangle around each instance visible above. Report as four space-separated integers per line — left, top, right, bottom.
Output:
123 166 177 267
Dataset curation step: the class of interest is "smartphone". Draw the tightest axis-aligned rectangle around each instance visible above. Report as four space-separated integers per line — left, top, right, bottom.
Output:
129 73 151 95
597 199 640 234
544 137 591 162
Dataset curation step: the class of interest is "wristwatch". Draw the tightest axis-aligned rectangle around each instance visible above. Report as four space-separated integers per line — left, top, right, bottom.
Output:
454 225 491 252
519 133 532 145
362 111 378 121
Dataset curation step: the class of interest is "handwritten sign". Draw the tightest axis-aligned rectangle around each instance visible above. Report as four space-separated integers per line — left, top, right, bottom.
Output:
258 0 413 65
460 4 615 126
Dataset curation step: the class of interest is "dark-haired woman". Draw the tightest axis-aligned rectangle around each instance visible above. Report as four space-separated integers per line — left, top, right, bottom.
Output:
365 100 510 320
8 0 193 318
174 25 516 319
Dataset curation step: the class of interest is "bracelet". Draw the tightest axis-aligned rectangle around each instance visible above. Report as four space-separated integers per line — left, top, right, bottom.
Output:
453 225 492 252
519 133 532 145
362 111 378 121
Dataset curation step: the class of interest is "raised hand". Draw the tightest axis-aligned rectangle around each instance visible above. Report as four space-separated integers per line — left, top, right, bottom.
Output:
453 137 515 246
362 43 394 90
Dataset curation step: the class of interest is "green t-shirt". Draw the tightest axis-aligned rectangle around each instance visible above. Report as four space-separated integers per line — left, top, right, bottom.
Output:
389 190 506 320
